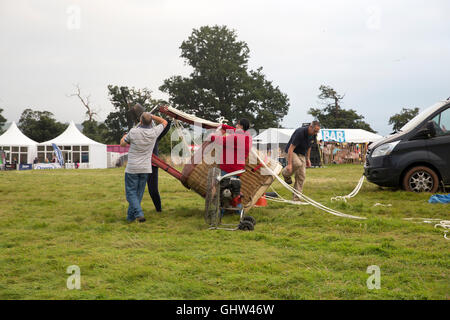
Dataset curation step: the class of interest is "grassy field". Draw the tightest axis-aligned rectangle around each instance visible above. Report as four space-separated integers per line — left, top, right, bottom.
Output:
0 165 448 300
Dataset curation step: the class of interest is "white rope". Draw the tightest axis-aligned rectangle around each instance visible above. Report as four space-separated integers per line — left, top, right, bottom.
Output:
251 150 366 220
265 195 310 206
331 175 365 202
404 218 450 240
435 221 450 240
216 116 228 124
265 185 309 205
373 203 392 207
174 119 192 155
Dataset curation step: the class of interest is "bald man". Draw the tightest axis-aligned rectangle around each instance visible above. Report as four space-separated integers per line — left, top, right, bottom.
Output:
120 112 168 223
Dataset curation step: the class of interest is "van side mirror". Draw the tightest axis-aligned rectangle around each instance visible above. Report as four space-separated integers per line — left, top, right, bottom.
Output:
412 121 436 140
426 121 437 137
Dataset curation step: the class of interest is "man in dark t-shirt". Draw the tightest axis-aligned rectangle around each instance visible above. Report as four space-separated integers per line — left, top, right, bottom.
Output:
282 121 320 201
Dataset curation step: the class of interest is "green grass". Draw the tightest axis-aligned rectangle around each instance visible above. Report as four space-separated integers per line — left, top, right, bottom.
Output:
0 165 448 300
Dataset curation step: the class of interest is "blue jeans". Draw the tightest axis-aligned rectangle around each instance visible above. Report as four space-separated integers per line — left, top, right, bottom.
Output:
125 173 149 221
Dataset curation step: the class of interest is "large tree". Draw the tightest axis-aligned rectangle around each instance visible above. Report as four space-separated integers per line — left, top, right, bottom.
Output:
308 85 376 132
0 108 6 134
160 25 290 131
18 109 67 142
104 85 164 144
388 107 420 132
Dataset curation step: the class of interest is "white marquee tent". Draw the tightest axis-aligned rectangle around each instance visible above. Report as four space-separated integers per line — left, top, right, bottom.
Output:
39 121 107 169
0 122 38 164
254 128 383 145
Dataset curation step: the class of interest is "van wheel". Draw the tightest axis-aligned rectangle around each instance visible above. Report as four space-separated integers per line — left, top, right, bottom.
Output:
402 166 439 193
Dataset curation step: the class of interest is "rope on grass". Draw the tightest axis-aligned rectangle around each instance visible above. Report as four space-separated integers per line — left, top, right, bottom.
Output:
265 185 309 205
331 175 365 202
435 221 450 240
251 149 366 220
403 218 450 240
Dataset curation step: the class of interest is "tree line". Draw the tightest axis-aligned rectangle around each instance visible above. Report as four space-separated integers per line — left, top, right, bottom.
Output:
0 25 419 150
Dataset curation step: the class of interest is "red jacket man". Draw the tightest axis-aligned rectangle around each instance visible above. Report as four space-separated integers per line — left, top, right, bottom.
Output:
211 119 252 174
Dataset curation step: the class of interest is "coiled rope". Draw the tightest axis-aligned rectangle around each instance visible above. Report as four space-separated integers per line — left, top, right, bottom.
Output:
436 221 450 240
403 218 450 240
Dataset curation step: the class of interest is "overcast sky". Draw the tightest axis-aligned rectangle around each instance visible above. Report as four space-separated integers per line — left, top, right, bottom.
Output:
1 0 449 135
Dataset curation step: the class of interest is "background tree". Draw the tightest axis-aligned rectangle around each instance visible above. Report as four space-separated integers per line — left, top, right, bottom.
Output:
160 25 290 131
388 107 420 132
68 84 99 122
105 85 164 144
18 109 67 142
81 120 111 144
308 85 376 132
157 126 176 155
68 84 111 144
0 108 7 134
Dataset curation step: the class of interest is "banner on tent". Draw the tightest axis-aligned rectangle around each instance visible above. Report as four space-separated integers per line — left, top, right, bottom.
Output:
321 130 346 143
19 164 33 170
5 164 17 170
34 163 62 170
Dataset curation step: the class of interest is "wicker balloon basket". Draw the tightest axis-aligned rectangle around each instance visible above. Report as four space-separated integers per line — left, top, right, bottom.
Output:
180 141 282 212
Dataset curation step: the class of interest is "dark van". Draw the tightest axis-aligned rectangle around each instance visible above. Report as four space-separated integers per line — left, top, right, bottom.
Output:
365 100 450 193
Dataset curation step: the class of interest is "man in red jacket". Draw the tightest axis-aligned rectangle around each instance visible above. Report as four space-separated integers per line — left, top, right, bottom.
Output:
210 118 252 176
210 118 252 215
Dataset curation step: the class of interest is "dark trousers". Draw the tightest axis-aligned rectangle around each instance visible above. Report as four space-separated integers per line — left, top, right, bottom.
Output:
147 165 162 212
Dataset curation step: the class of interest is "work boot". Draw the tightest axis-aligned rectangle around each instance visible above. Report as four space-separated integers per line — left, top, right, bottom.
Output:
283 174 293 185
137 216 146 223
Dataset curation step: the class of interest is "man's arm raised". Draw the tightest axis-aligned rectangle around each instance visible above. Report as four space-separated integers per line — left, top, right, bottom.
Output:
152 114 168 128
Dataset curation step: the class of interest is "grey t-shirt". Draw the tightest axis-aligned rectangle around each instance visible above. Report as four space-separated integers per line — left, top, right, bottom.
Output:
125 124 164 174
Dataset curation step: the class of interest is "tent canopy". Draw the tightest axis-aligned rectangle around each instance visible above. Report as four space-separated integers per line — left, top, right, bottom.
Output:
0 122 38 164
39 121 107 169
41 121 104 146
254 128 383 145
0 121 38 146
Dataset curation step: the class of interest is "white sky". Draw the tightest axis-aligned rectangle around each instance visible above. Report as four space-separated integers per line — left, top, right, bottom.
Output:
1 0 449 135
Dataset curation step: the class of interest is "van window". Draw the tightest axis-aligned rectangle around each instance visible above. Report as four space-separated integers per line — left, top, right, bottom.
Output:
432 107 450 136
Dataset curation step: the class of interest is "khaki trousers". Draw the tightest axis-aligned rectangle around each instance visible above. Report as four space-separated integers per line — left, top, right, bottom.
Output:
282 153 306 201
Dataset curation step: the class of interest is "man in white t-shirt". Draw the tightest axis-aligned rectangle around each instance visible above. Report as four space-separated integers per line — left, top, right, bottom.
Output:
120 112 168 222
